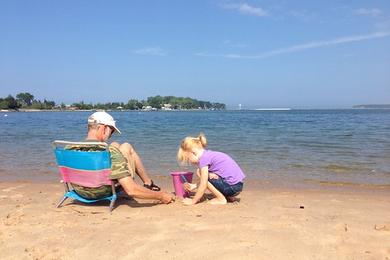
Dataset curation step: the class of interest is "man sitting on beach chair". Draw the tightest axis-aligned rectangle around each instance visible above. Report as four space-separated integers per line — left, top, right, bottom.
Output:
66 111 174 204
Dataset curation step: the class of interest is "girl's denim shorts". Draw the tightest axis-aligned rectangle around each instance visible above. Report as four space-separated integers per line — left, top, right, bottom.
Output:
209 177 243 197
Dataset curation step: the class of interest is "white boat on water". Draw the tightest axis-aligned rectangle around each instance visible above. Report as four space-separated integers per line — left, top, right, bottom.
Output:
254 108 292 111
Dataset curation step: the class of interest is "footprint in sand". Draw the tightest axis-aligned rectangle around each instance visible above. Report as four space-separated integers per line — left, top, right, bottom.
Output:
2 184 26 192
10 194 24 199
25 246 52 260
4 211 25 226
374 224 390 231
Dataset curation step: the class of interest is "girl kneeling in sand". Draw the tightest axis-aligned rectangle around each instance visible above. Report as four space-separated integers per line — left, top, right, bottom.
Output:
177 133 245 205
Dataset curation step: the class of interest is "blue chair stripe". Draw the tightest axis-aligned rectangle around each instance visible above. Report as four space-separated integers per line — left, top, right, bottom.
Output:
64 190 117 203
54 149 111 170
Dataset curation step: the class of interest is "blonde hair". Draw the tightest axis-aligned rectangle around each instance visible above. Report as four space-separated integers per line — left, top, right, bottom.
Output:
177 133 207 164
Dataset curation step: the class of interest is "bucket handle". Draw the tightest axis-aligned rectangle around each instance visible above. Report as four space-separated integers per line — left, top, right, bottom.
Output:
180 174 188 183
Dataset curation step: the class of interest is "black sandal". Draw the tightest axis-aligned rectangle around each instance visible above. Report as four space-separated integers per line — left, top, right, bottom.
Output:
144 180 161 191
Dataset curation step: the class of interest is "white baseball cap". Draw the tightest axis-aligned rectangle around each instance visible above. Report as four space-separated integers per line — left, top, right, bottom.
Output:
88 111 121 134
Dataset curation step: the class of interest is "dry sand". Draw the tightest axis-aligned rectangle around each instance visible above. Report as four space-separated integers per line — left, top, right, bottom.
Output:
0 177 389 260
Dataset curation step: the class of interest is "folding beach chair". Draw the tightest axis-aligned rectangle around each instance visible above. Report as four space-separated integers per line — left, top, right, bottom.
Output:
52 140 118 212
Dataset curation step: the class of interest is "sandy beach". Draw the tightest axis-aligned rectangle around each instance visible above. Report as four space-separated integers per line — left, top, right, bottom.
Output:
1 176 389 260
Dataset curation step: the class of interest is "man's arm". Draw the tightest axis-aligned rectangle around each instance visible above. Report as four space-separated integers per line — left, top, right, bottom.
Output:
109 145 174 203
118 176 173 203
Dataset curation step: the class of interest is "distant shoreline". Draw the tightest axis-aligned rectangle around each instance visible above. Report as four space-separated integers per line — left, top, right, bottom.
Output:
1 107 390 113
353 104 390 109
0 108 225 113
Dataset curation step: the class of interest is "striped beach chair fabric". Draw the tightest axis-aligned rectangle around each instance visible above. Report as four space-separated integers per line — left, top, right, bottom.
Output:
53 140 118 212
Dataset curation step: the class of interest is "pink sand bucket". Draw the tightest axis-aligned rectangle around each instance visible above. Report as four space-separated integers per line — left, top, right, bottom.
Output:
170 171 193 198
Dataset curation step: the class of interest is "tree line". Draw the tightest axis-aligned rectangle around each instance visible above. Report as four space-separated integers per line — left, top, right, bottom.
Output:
0 93 55 110
0 93 225 110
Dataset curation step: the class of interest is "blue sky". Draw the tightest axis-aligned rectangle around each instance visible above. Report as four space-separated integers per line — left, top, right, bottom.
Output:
0 0 389 108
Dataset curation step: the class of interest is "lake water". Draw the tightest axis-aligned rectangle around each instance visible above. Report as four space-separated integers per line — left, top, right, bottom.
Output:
0 110 389 185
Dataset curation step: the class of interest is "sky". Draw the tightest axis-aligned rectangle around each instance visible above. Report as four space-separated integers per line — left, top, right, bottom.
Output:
0 0 389 109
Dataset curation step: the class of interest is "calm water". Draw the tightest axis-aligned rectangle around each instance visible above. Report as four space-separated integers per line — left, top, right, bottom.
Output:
0 110 389 185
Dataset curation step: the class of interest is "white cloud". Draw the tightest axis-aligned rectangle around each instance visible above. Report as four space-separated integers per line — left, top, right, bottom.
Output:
375 19 390 31
131 47 166 56
288 9 316 22
222 3 267 17
197 31 390 59
223 40 247 48
194 52 211 57
355 8 382 17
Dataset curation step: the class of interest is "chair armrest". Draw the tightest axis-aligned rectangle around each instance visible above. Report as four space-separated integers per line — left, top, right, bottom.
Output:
52 140 109 149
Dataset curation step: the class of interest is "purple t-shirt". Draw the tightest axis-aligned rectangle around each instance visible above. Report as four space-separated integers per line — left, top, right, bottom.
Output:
198 150 245 185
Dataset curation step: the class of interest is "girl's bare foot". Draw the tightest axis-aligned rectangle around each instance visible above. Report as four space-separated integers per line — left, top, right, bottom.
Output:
208 198 227 205
226 196 238 203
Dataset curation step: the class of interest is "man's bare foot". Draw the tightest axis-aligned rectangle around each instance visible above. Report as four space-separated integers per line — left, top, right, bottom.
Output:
208 198 227 205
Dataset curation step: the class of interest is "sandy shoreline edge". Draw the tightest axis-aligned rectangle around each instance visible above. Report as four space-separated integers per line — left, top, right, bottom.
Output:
1 177 389 259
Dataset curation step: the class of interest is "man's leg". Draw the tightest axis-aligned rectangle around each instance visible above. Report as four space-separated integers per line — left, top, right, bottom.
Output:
111 142 153 186
118 176 173 204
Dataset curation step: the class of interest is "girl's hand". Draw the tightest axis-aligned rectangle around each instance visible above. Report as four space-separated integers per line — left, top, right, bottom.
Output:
182 198 194 206
183 182 192 192
183 182 197 192
209 173 219 179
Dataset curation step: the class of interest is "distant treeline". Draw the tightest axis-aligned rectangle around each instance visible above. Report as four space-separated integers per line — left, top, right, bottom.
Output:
0 93 55 110
0 93 225 110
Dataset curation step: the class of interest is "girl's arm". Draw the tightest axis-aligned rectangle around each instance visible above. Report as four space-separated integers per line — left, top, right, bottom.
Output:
189 166 209 204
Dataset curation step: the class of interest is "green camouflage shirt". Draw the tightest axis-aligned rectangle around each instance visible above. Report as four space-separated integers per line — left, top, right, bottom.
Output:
66 142 134 199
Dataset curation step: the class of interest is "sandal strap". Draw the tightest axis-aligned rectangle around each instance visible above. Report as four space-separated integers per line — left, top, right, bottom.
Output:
144 180 161 191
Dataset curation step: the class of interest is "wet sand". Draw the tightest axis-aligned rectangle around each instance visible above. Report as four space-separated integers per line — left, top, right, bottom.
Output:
0 176 389 260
